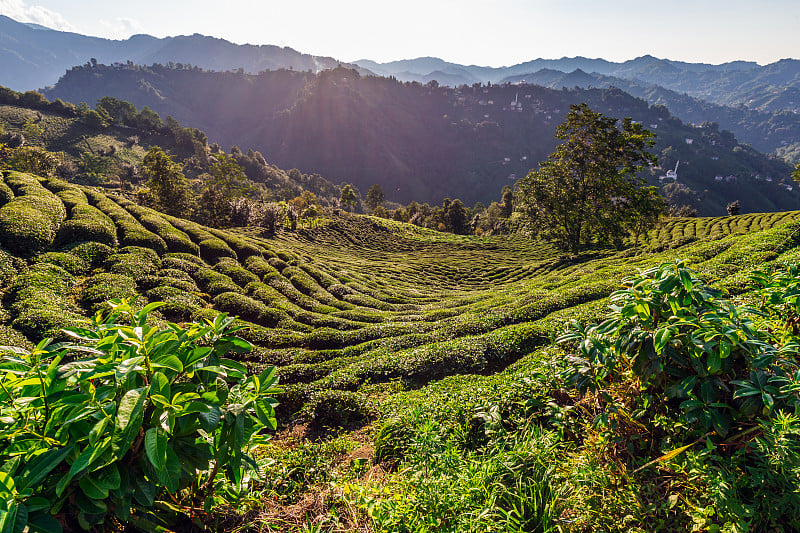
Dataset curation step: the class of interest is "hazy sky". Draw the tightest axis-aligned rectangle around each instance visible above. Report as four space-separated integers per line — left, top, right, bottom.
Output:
1 0 798 66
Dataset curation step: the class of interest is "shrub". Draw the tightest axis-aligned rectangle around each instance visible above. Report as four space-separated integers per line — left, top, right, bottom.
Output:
244 255 279 279
208 228 263 260
124 203 199 255
61 241 114 268
199 238 236 263
79 272 139 312
0 180 13 205
43 177 88 208
194 267 242 295
0 172 66 254
160 252 205 275
88 191 167 254
146 286 207 322
213 292 270 323
303 390 370 428
560 261 800 437
33 251 89 275
57 204 117 246
0 246 20 284
214 258 259 286
103 246 160 281
0 300 280 531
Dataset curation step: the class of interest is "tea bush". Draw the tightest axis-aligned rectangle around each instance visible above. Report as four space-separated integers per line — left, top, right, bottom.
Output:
57 204 117 246
199 238 236 263
0 172 66 254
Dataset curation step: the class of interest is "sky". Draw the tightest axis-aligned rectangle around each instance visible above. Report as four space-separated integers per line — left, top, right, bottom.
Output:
1 0 798 67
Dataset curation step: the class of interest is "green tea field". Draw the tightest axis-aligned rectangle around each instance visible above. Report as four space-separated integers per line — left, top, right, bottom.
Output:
3 168 800 531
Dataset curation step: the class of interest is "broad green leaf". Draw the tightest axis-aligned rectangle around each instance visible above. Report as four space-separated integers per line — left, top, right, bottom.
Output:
111 387 149 457
55 439 110 496
254 399 277 430
17 445 74 492
150 372 170 401
653 327 672 353
25 511 62 533
78 474 107 500
151 356 182 373
22 498 50 513
0 472 14 497
144 428 168 472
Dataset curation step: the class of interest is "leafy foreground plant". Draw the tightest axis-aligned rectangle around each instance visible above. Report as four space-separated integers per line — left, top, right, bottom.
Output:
0 299 281 532
560 261 800 530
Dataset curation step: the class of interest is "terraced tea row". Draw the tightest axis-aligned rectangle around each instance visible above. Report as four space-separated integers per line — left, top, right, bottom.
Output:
2 169 800 424
649 210 800 244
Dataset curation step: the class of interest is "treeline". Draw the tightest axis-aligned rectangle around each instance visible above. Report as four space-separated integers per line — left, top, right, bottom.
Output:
359 183 515 235
0 87 346 210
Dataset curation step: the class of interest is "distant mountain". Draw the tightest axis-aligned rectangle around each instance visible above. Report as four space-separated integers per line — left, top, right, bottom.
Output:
0 14 365 91
353 54 800 115
499 69 800 160
43 64 796 215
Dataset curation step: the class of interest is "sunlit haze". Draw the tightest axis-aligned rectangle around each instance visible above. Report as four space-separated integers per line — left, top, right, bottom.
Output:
1 0 798 66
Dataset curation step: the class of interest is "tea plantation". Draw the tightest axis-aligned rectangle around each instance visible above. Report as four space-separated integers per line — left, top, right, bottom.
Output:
3 168 800 531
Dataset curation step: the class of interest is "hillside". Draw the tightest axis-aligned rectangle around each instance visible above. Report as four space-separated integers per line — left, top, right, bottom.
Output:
43 65 797 214
0 14 366 91
2 167 800 530
0 93 344 206
500 69 800 161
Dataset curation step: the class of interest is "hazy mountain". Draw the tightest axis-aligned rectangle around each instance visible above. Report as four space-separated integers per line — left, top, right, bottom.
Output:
353 54 800 115
0 14 365 91
499 68 800 160
43 64 796 214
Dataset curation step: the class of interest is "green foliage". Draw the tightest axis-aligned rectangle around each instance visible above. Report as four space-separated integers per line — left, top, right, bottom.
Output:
0 300 281 531
0 172 66 255
339 184 358 212
365 184 385 213
141 146 194 217
103 246 160 281
57 204 117 247
199 238 237 263
303 390 370 428
8 146 58 176
516 103 659 252
213 292 271 323
78 273 138 312
560 261 800 437
207 153 256 199
88 191 167 253
33 251 89 275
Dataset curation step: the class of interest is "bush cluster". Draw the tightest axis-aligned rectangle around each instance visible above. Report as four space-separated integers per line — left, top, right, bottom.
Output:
87 190 167 253
0 172 66 254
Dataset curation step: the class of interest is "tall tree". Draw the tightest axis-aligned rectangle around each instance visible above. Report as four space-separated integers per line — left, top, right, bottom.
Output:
208 153 256 199
339 184 358 212
142 146 193 216
365 184 385 213
515 103 658 253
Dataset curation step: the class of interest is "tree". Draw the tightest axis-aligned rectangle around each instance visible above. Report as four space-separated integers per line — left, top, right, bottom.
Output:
339 184 358 212
208 153 256 199
626 186 667 246
142 146 193 216
792 160 800 185
9 146 58 176
365 184 385 212
727 200 741 216
515 103 658 253
444 198 469 234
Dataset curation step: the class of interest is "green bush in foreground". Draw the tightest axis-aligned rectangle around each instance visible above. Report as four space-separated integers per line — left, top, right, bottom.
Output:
0 300 280 531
